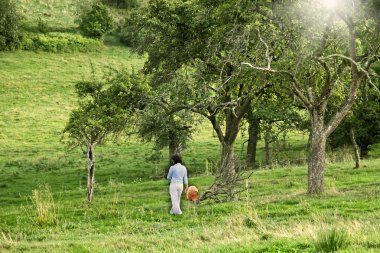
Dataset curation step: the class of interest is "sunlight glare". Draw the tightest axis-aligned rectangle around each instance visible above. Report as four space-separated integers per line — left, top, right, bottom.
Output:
322 0 339 10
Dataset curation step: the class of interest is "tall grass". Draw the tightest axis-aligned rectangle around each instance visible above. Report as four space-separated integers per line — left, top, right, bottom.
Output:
314 228 349 252
30 185 59 225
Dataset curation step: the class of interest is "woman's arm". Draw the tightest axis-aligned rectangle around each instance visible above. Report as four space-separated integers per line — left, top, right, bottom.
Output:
167 167 173 180
183 167 188 191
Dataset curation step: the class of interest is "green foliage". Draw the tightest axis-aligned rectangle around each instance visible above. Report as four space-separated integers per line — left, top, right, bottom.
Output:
37 18 50 34
354 92 380 149
138 106 197 162
78 2 114 39
314 228 349 252
102 0 139 9
0 0 23 50
20 32 103 53
329 90 380 156
138 73 201 163
254 90 304 139
63 68 149 148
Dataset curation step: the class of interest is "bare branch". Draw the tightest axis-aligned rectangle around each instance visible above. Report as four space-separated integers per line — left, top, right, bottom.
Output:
315 57 332 106
364 72 380 94
319 54 361 70
319 54 380 94
257 28 272 69
241 62 313 109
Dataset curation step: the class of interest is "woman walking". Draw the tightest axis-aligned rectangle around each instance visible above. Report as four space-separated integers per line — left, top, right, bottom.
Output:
167 154 188 215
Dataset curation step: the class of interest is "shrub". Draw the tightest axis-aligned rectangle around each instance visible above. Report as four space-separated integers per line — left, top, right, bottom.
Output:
37 17 50 34
20 32 103 53
314 228 349 252
0 0 23 50
78 2 114 38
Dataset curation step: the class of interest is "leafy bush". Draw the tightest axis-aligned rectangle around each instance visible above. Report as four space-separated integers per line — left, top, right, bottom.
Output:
0 0 23 50
102 0 139 9
314 228 349 252
37 18 50 34
20 32 103 53
78 2 114 38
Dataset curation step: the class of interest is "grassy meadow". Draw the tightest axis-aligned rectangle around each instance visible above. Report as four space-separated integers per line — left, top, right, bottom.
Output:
1 0 380 252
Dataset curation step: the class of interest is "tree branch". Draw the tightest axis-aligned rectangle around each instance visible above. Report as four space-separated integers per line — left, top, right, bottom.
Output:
319 54 380 94
257 28 272 69
315 57 332 107
241 62 313 110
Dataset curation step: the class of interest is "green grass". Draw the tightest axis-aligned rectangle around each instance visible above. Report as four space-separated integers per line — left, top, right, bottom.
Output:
17 0 139 33
17 0 86 32
1 160 380 252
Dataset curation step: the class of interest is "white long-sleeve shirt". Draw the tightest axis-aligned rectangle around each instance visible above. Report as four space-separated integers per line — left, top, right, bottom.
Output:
167 163 188 184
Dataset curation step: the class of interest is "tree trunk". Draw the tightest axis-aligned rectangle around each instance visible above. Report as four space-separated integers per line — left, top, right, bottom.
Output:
202 94 252 201
87 142 96 202
349 127 360 168
307 114 326 194
169 139 183 165
360 144 369 159
220 141 236 179
246 110 260 168
264 124 272 168
265 140 270 168
209 108 241 179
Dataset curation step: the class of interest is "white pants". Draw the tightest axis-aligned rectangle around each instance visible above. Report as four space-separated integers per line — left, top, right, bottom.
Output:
169 183 183 214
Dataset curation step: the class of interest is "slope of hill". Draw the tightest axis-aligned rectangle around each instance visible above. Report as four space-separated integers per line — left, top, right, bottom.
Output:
1 1 379 252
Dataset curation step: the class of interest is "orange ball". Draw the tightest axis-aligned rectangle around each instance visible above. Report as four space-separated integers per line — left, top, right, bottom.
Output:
186 186 199 202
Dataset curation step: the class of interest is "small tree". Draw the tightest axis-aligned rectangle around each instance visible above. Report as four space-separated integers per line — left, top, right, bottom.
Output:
0 0 22 50
63 69 149 201
329 88 380 166
78 2 114 39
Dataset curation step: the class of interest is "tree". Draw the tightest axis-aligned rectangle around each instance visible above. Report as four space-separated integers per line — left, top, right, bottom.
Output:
63 69 149 201
243 0 380 194
78 2 114 39
247 90 302 168
329 88 380 167
0 0 22 50
244 80 304 168
353 91 380 158
127 0 271 201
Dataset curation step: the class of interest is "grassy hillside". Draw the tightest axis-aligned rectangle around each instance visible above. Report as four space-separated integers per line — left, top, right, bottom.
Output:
1 46 380 252
1 0 380 252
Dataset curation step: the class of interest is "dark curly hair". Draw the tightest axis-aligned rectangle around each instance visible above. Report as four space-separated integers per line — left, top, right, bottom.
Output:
171 154 183 165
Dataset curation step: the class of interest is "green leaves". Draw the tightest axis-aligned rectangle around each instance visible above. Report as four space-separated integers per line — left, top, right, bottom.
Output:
75 80 104 98
0 0 23 50
78 2 114 39
63 69 150 147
